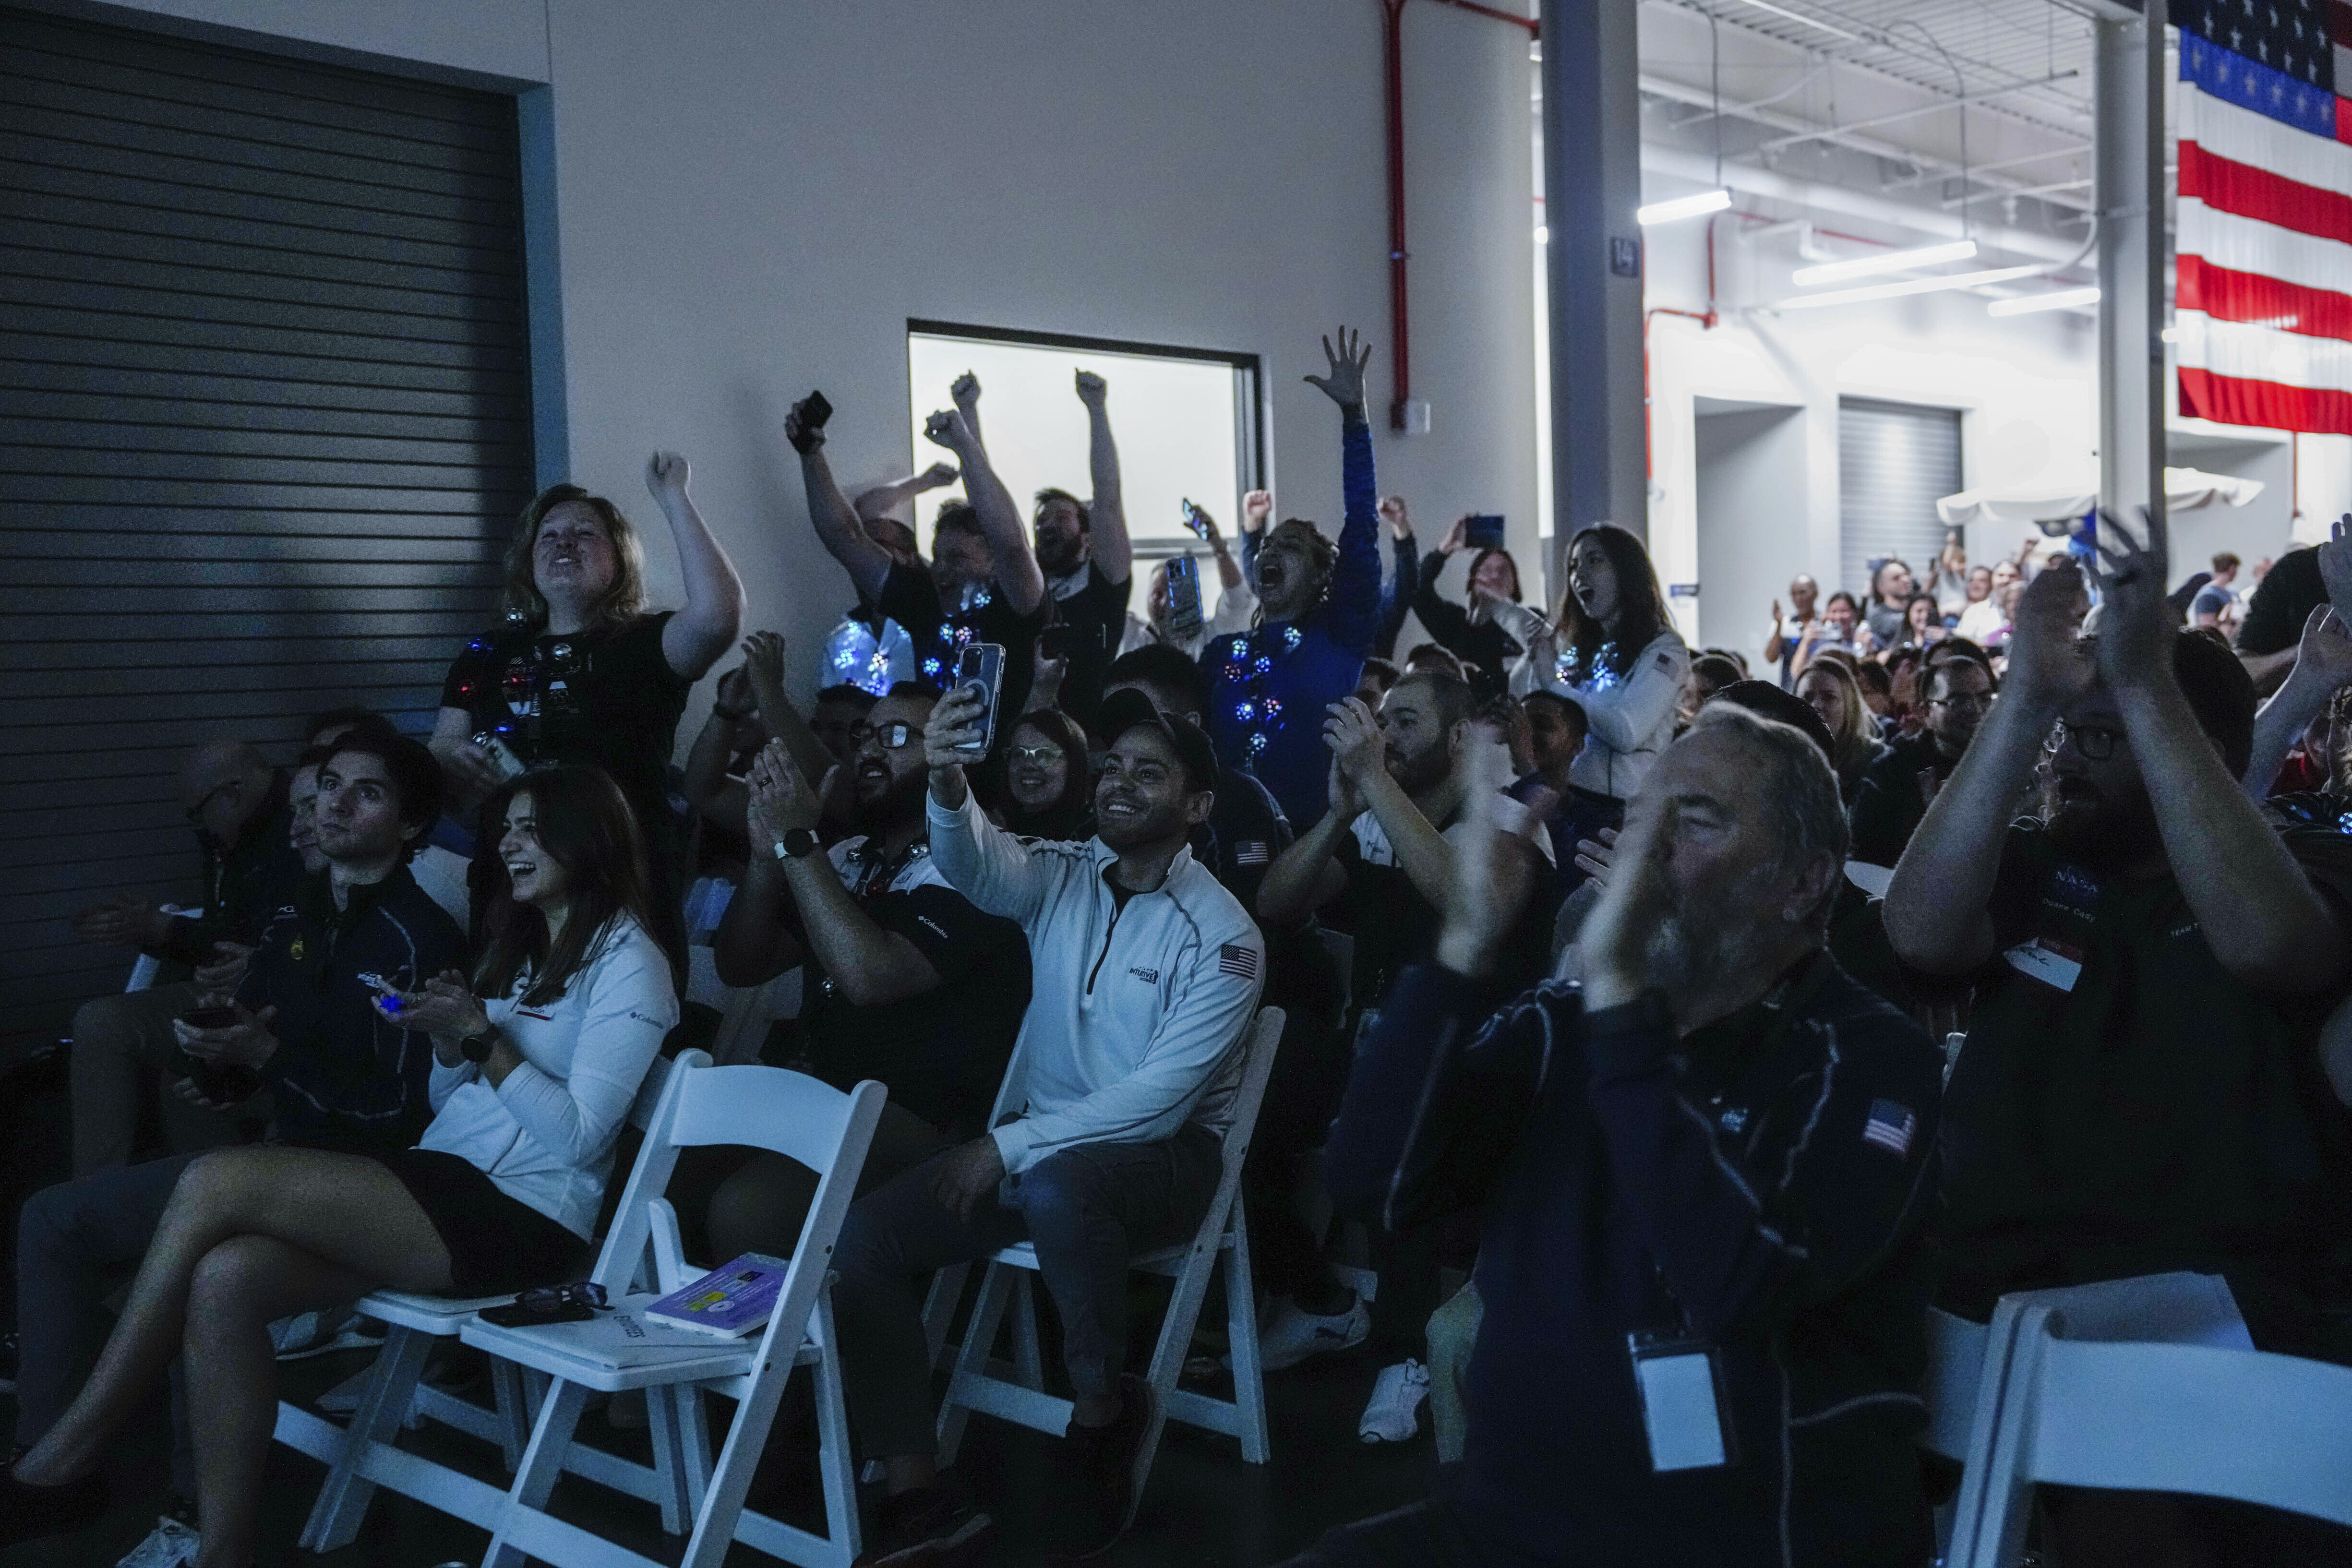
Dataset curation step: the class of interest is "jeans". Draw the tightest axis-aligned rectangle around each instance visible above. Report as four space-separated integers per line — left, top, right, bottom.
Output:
14 1153 202 1495
70 983 269 1176
832 1124 1222 1460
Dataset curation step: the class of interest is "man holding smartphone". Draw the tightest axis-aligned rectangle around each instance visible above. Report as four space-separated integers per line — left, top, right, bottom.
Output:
831 680 1264 1564
6 733 463 1553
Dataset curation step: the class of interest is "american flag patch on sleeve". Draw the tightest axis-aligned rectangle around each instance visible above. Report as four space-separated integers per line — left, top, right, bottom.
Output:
1235 840 1272 866
1860 1099 1917 1158
1219 943 1259 979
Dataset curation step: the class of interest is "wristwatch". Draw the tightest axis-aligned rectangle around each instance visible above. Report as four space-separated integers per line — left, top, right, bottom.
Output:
458 1028 497 1064
774 827 822 861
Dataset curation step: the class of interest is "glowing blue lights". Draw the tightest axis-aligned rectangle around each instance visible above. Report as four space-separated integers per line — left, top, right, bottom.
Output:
1254 657 1273 676
1230 639 1249 658
923 657 943 676
1248 732 1269 753
1236 701 1256 721
467 637 490 654
1283 626 1303 650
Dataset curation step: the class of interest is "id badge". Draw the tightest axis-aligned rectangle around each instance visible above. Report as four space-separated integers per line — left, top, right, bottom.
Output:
1628 1331 1731 1472
2001 935 2083 993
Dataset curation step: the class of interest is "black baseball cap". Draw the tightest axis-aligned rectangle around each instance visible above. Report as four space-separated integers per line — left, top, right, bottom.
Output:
1095 688 1218 793
1708 679 1837 766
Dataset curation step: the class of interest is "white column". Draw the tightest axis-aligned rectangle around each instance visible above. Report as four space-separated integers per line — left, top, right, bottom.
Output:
2094 0 2166 520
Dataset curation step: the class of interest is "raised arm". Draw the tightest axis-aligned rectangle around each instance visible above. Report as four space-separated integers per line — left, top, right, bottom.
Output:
1374 494 1416 658
739 630 836 793
852 461 959 524
1239 488 1268 590
1884 566 2090 977
2092 510 2348 991
2243 606 2352 797
1256 756 1358 928
1412 527 1475 653
788 395 894 606
1075 370 1131 584
644 451 746 681
923 402 1046 616
1304 327 1384 656
922 683 1053 922
682 663 755 836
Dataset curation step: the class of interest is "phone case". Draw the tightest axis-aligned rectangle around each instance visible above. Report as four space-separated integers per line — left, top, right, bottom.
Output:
1164 557 1203 640
952 643 1006 757
479 1300 595 1328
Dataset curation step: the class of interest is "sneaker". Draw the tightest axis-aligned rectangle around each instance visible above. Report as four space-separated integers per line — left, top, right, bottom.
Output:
1049 1373 1155 1563
851 1473 993 1567
1236 1292 1368 1372
115 1506 199 1568
1357 1358 1429 1443
269 1307 375 1361
0 1464 110 1547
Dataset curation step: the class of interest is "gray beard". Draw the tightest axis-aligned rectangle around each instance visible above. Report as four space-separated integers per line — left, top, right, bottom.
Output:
1642 874 1788 995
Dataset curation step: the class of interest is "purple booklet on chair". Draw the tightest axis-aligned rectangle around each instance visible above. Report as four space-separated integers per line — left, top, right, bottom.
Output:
643 1253 791 1338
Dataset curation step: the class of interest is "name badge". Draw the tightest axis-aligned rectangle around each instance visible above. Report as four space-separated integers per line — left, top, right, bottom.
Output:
2002 935 2084 993
1629 1332 1731 1472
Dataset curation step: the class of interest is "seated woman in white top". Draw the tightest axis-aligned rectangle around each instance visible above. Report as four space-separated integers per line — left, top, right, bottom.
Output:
1495 523 1690 802
5 763 675 1568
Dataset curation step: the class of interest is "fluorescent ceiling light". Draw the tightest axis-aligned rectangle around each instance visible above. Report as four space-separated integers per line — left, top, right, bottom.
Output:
1730 0 1859 40
1776 264 2041 310
1792 239 1977 287
1987 287 2100 317
1637 189 1732 226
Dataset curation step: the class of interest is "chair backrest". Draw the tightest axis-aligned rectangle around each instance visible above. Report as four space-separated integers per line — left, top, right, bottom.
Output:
1212 1007 1285 1183
629 1048 707 1132
1919 1306 1991 1462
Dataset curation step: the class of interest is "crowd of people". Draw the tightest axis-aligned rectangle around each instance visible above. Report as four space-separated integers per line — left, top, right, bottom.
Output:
11 319 2352 1568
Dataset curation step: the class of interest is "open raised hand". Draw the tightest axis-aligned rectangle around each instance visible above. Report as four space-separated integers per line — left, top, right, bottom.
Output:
2087 506 2173 695
1304 325 1372 412
1432 740 1533 978
2004 559 2094 710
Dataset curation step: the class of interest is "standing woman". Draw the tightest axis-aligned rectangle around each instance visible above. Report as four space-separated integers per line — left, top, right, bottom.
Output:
1409 515 1524 697
432 454 746 966
1509 524 1691 803
0 765 676 1568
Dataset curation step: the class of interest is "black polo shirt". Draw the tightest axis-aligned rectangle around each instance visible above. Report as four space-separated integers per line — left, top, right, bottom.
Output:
1046 561 1133 734
875 563 1049 733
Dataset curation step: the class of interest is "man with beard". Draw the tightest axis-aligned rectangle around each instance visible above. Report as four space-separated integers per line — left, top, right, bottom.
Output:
834 682 1263 1564
1029 369 1134 732
708 684 1031 1257
1886 513 2352 1568
1285 711 1942 1567
1846 649 1995 865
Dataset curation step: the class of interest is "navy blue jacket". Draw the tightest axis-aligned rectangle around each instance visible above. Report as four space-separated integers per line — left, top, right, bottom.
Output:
1327 956 1943 1567
237 865 468 1153
1201 415 1382 831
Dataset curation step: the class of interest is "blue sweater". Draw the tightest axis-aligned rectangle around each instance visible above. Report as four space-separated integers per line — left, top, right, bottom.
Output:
1327 958 1943 1566
1200 415 1381 830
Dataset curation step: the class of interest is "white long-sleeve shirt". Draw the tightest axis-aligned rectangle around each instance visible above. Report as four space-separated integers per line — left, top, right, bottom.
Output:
1118 567 1258 661
925 789 1264 1176
419 913 678 1237
1501 610 1689 800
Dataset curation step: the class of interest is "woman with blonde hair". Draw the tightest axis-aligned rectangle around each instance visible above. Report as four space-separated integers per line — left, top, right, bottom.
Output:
1796 655 1890 802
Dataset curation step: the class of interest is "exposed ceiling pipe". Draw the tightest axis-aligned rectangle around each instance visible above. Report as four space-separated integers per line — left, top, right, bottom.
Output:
1380 0 1537 432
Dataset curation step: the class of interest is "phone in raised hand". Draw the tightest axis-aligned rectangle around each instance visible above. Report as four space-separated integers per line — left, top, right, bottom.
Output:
1164 556 1204 641
950 643 1006 758
1180 499 1213 540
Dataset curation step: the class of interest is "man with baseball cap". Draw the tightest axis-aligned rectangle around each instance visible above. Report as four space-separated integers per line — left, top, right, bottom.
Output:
830 680 1265 1564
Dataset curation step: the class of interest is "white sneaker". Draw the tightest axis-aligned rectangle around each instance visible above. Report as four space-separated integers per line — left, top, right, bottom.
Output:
1357 1358 1429 1443
1240 1293 1370 1372
270 1307 378 1361
115 1514 199 1568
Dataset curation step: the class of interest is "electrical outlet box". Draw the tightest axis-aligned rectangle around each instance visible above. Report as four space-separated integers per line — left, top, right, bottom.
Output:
1392 398 1432 435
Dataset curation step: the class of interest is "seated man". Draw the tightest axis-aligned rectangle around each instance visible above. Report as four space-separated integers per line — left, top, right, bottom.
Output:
1847 647 1994 866
705 682 1031 1253
67 739 304 1174
1886 520 2352 1568
1296 708 1943 1567
835 683 1264 1563
7 732 464 1550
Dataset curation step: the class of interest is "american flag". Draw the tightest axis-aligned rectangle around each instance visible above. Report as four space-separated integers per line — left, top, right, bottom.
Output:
1234 840 1272 866
1860 1099 1917 1160
1218 943 1259 980
2175 3 2352 433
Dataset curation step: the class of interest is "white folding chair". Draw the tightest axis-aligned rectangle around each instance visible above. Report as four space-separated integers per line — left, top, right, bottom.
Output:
1945 1297 2352 1567
276 1049 711 1549
931 1007 1285 1490
123 905 201 993
463 1064 886 1568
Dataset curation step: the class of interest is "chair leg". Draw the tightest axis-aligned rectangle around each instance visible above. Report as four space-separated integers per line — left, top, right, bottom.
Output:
644 1379 693 1535
937 1262 1018 1469
922 1261 971 1370
1223 1203 1272 1464
489 1356 531 1472
484 1376 593 1568
299 1325 434 1551
1137 1205 1233 1502
810 1288 863 1567
1011 1275 1046 1391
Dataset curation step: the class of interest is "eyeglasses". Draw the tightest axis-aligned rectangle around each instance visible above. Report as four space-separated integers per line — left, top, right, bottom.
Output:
516 1280 607 1314
850 721 923 751
1929 692 1992 713
1007 744 1066 766
2049 718 2124 762
184 782 237 825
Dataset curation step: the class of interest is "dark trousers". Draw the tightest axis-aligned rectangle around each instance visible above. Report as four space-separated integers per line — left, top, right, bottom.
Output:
1240 1012 1350 1302
14 1152 201 1494
833 1125 1221 1460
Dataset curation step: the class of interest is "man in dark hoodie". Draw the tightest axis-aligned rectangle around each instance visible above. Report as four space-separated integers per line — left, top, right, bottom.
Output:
1293 706 1944 1568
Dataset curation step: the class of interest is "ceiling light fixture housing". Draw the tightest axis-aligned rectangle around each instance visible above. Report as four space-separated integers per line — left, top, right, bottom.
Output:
1792 239 1979 287
1636 189 1732 226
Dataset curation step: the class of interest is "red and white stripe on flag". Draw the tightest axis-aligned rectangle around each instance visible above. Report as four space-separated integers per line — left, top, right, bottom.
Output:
2178 27 2352 434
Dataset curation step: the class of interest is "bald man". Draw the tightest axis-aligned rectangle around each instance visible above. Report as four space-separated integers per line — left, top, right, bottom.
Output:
66 738 302 1173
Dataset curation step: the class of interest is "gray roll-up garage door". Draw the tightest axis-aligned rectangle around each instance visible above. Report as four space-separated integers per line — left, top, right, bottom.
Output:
0 6 534 1052
1839 397 1961 605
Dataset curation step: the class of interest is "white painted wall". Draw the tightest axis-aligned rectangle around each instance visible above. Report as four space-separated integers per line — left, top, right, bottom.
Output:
1693 400 1807 658
69 0 1538 721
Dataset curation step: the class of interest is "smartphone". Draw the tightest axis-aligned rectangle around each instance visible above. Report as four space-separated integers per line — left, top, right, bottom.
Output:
1180 499 1213 540
951 643 1006 758
472 730 528 781
479 1299 594 1328
1465 514 1506 550
1164 555 1204 641
804 390 833 430
1037 622 1072 663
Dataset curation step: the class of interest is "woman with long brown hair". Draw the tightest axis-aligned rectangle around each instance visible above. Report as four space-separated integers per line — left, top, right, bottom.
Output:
1502 523 1691 802
1796 654 1891 802
0 765 675 1568
431 455 746 966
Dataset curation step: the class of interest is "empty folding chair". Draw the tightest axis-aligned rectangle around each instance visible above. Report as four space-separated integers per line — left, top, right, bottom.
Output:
1945 1298 2352 1568
463 1063 886 1568
932 1006 1285 1490
277 1048 709 1549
